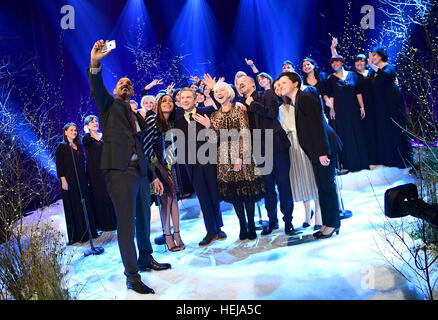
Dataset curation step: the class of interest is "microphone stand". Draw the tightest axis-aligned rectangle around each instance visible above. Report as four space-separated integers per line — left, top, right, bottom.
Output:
69 142 104 257
335 161 353 221
331 117 352 221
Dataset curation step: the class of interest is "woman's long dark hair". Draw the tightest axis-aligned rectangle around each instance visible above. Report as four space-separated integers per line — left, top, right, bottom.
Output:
301 58 325 84
156 94 175 133
63 122 81 145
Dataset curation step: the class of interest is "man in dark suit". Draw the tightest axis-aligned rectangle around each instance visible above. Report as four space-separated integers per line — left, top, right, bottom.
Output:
173 88 226 247
236 76 295 236
277 72 343 239
88 40 170 295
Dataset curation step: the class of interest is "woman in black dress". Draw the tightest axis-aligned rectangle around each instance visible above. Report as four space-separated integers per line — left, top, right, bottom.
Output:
331 39 378 166
301 58 331 123
368 47 412 168
154 95 185 252
55 123 98 245
326 55 369 173
351 54 378 166
82 115 117 232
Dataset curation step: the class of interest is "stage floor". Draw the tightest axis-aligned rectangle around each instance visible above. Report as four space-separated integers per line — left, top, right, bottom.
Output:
23 166 424 300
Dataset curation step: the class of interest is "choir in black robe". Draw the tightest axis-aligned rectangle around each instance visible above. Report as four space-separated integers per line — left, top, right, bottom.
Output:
55 142 98 244
368 64 412 168
82 133 117 232
326 72 369 172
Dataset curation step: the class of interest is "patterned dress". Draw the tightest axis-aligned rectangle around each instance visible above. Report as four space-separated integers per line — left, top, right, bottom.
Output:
210 106 265 204
278 104 319 202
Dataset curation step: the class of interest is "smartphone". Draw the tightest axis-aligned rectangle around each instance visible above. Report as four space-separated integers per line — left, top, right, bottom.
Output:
100 40 116 53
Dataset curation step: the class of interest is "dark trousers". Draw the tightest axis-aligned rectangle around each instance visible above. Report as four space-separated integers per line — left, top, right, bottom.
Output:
189 163 223 235
312 155 341 228
104 166 153 282
262 149 294 225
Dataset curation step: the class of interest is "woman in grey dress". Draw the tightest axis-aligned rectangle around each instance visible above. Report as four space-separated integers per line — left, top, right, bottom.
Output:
274 80 322 230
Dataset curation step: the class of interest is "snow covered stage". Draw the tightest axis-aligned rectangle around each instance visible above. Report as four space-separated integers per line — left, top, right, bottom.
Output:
22 166 424 300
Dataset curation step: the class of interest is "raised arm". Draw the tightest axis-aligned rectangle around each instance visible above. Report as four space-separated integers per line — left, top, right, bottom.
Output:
330 37 339 56
142 79 164 96
203 73 222 109
245 58 260 75
88 40 115 113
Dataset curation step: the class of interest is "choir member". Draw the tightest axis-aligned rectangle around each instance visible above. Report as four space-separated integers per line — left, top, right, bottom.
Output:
82 115 117 232
368 47 412 168
55 123 98 244
326 55 369 173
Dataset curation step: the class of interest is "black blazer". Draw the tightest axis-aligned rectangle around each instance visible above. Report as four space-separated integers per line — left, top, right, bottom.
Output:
295 90 342 163
88 68 156 180
245 89 291 155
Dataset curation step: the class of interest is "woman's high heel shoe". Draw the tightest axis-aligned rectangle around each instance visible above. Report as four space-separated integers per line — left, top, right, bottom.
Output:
317 227 340 239
165 234 180 252
173 231 185 250
303 210 315 228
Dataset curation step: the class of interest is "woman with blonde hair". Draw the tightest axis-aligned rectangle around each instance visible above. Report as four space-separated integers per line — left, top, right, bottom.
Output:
194 82 265 240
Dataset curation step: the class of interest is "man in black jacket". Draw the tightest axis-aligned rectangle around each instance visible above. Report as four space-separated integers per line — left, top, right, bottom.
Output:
173 88 226 247
88 40 170 295
236 76 295 236
277 72 343 239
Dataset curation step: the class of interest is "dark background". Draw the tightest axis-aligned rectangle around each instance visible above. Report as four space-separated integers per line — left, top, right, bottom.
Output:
0 0 385 127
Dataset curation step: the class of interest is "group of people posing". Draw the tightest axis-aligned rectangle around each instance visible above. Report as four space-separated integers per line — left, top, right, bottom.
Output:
54 39 411 294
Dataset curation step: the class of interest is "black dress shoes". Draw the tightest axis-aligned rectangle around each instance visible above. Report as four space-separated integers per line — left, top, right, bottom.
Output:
199 234 218 247
285 223 296 235
126 280 155 294
217 228 227 240
261 222 279 236
239 228 248 241
139 256 171 272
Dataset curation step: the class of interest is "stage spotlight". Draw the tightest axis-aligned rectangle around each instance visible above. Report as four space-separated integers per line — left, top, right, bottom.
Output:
168 0 226 78
384 184 438 229
230 0 306 76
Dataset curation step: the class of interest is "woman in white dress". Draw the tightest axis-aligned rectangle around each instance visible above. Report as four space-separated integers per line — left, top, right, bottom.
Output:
274 80 322 230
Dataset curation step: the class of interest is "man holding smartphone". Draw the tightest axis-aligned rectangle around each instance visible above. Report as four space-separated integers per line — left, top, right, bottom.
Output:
88 40 169 295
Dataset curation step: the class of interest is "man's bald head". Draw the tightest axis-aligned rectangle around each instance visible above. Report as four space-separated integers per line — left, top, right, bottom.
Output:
237 76 256 97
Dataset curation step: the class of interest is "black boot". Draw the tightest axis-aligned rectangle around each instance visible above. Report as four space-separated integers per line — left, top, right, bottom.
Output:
234 202 248 240
246 202 257 240
239 225 248 240
247 220 257 240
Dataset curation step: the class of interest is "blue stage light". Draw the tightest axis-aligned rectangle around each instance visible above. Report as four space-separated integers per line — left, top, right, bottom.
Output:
167 0 227 81
229 0 307 78
0 97 57 176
